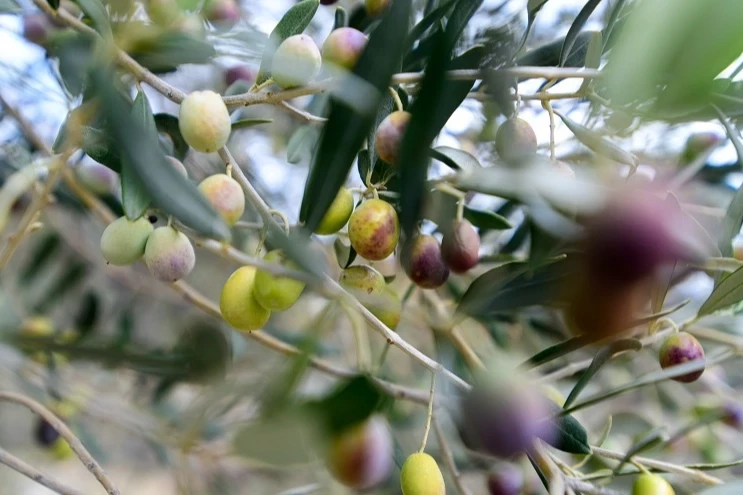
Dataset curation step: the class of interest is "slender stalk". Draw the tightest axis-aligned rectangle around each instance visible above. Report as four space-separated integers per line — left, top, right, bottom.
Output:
419 372 436 452
0 445 86 495
432 416 471 495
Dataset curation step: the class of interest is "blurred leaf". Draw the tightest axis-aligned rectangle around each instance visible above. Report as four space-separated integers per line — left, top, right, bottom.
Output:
129 32 215 73
81 127 122 172
405 0 455 50
559 0 602 66
174 324 231 381
563 339 642 409
698 266 743 317
120 91 155 220
601 0 626 51
541 401 591 454
430 146 481 171
20 233 61 286
287 126 321 164
310 374 391 435
613 426 669 474
463 207 511 230
154 114 188 161
77 0 112 38
367 92 396 174
255 0 320 85
232 118 273 130
49 33 93 96
46 0 59 11
74 292 100 339
632 299 691 327
699 481 743 494
578 30 602 92
34 261 87 312
517 31 593 68
607 0 743 110
516 0 551 55
715 108 743 259
555 111 636 167
300 0 411 231
457 261 528 317
91 68 230 240
232 410 320 466
398 17 484 250
357 149 398 190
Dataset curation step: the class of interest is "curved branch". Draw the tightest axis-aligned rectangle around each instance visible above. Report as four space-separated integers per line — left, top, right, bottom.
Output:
0 445 85 495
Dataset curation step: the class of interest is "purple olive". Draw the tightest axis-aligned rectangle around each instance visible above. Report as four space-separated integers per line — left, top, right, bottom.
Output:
658 332 705 383
441 220 480 273
487 464 524 495
402 235 449 289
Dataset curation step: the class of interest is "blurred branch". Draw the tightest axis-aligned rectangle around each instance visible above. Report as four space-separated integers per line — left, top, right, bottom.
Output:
0 93 50 154
0 445 86 495
0 391 120 495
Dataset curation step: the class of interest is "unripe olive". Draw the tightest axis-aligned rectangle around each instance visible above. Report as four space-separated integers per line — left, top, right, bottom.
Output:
76 161 117 195
495 117 537 164
458 383 554 459
174 14 206 38
348 199 400 261
23 13 54 46
340 265 402 329
167 156 188 177
732 233 743 261
179 91 231 153
253 250 305 311
487 464 523 495
145 0 181 26
441 220 479 273
219 266 271 331
632 473 675 495
204 0 240 29
225 65 255 87
315 187 354 235
272 34 322 89
144 227 196 282
326 416 393 490
403 235 449 289
375 111 411 165
322 27 368 70
19 316 55 338
658 331 705 383
50 437 74 460
197 174 245 226
366 0 392 17
100 216 154 265
400 452 445 495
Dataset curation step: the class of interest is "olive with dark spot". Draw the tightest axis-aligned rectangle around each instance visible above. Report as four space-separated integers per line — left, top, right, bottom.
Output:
658 332 705 383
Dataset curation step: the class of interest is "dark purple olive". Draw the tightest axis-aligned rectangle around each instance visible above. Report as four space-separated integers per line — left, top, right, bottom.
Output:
35 418 60 447
402 235 449 289
487 463 524 495
658 332 705 383
441 220 480 273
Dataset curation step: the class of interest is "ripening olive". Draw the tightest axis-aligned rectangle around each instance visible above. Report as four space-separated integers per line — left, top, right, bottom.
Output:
204 0 240 29
494 117 537 164
348 199 399 261
403 235 449 289
220 266 271 331
179 90 231 153
326 416 393 490
365 0 391 17
658 332 705 383
322 27 368 70
441 220 479 273
198 174 245 226
272 34 322 89
76 161 117 195
100 216 154 265
253 250 305 311
375 110 411 165
144 226 196 282
400 452 445 495
487 464 524 495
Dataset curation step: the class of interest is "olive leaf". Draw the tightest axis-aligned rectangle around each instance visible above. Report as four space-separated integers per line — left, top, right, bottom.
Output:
120 91 155 220
555 111 637 167
559 0 603 66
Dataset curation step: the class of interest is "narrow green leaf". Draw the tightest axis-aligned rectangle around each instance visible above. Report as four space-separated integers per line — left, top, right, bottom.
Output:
563 339 642 409
613 426 669 474
559 0 602 66
120 91 155 220
631 299 691 327
405 0 456 50
555 111 636 167
698 265 743 317
367 92 396 173
333 237 357 269
255 0 320 85
308 374 390 435
33 261 87 312
0 0 21 11
81 126 122 172
287 126 321 164
521 335 592 369
300 0 411 231
74 291 100 339
399 28 484 247
578 30 602 92
46 0 59 10
49 32 93 96
153 114 189 161
542 401 592 454
91 69 230 240
333 6 346 29
430 146 481 171
601 0 626 51
463 207 512 230
232 118 273 130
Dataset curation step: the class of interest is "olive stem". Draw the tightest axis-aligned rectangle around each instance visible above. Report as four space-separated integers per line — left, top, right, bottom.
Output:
269 208 291 234
456 199 464 222
591 446 722 484
542 99 556 161
340 299 372 372
0 392 121 495
418 371 436 453
388 87 404 111
278 101 328 124
0 445 86 495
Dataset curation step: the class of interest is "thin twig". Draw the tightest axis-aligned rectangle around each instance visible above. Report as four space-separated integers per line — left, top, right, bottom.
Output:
0 392 120 495
0 445 86 495
278 101 327 123
432 416 471 495
419 371 436 452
